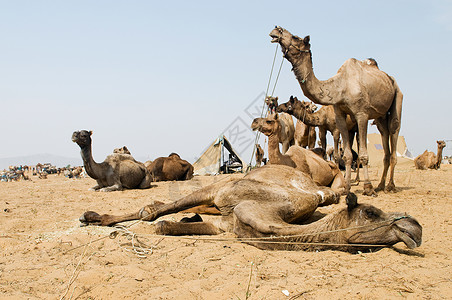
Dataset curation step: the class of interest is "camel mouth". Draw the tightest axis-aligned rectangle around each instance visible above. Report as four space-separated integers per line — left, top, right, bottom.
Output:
270 35 279 43
394 226 422 249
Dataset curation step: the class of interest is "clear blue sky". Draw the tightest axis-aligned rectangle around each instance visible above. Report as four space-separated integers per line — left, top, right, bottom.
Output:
2 0 452 164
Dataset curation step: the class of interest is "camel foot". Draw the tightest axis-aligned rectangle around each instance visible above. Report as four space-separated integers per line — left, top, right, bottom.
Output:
80 211 102 225
362 183 377 197
374 184 385 193
138 201 166 221
385 183 397 193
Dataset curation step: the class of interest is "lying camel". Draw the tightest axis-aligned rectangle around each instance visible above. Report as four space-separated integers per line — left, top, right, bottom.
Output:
251 113 345 194
72 130 152 191
414 141 446 170
113 146 131 155
146 153 194 181
80 164 422 252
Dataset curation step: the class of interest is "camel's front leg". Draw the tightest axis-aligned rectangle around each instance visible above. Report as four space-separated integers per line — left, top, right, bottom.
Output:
332 129 341 163
355 113 376 196
99 183 123 192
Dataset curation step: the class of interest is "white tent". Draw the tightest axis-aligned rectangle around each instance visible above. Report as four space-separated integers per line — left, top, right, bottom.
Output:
193 135 248 175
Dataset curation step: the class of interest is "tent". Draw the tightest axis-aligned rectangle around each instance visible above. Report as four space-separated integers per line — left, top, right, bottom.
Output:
355 133 413 167
193 135 248 175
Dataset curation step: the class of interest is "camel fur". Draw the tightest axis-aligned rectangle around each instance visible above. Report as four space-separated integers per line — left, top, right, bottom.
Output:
265 96 295 153
80 164 422 252
414 141 446 170
251 113 345 194
146 153 194 182
72 130 152 192
270 27 403 196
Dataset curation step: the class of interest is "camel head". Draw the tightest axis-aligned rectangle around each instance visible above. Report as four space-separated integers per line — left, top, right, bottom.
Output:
72 130 93 148
437 140 446 149
251 113 280 137
338 193 422 250
277 96 317 116
269 26 311 57
265 96 279 112
113 146 131 155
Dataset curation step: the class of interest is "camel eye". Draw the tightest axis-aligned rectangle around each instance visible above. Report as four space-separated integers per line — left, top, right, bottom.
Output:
365 209 379 219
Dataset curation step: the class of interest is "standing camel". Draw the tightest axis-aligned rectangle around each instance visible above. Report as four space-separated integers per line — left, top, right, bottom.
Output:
414 141 446 170
270 27 403 196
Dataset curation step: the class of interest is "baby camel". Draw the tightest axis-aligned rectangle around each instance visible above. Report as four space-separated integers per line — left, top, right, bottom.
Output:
80 164 422 252
251 113 345 194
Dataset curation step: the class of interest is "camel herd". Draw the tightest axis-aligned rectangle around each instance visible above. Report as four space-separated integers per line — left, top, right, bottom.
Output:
71 27 443 252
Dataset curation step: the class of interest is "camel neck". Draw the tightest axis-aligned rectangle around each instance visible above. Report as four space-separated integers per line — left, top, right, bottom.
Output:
80 145 100 180
267 132 284 164
292 106 323 127
437 146 444 165
286 51 337 106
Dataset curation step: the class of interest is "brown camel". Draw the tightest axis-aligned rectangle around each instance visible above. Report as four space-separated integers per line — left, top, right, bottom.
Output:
72 130 152 192
80 164 422 252
113 146 131 155
414 141 446 170
292 99 317 149
277 96 357 163
251 113 345 194
265 96 295 153
270 27 403 196
146 153 194 182
255 144 265 167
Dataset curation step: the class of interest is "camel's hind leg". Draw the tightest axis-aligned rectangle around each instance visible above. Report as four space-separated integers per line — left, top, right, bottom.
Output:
153 219 221 236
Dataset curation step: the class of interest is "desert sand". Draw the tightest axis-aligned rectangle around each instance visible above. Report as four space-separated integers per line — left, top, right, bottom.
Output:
1 161 451 299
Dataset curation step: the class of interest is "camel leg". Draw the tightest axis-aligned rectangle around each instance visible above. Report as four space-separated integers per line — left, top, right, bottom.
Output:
153 220 221 236
375 119 390 192
385 129 399 192
99 183 123 192
355 114 376 196
334 109 352 194
332 129 341 163
348 129 360 184
80 179 230 226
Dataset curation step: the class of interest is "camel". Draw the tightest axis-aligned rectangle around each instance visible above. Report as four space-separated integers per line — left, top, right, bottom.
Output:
113 146 131 155
72 130 152 191
414 141 446 170
255 144 265 167
251 113 345 194
146 153 194 182
80 164 422 252
277 96 357 163
265 96 295 153
292 99 318 149
270 27 403 196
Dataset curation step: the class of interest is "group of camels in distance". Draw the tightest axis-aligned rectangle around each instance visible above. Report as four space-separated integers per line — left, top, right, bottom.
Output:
76 26 430 252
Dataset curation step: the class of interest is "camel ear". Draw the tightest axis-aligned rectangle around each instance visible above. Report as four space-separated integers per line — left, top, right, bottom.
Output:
273 113 279 120
289 96 295 103
346 193 358 212
89 131 93 136
303 36 310 45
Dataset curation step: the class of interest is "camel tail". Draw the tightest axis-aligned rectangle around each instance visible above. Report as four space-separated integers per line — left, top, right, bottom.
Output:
388 76 403 134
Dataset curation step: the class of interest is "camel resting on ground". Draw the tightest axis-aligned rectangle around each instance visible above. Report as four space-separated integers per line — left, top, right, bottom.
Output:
72 130 152 192
414 140 446 170
251 113 345 194
146 153 194 182
113 146 131 155
80 164 422 252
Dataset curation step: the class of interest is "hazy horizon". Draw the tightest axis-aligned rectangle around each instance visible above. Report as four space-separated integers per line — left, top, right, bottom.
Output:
2 1 452 166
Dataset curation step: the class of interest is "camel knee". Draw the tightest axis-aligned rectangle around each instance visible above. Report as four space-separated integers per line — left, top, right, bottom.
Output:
358 153 369 166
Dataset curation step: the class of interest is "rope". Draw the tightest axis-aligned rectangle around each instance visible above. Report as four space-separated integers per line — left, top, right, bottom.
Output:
249 44 285 169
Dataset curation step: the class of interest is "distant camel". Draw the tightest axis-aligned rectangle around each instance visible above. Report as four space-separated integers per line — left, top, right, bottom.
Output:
255 144 265 167
113 146 131 155
72 130 152 192
414 141 446 170
265 96 295 153
146 153 194 182
252 113 345 194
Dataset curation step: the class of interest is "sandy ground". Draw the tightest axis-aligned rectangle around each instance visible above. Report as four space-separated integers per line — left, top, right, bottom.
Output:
1 162 451 300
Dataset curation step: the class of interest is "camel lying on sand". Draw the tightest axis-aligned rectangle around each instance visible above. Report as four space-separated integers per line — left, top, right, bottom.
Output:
414 141 446 170
146 153 194 182
251 113 345 194
113 146 131 155
80 164 422 252
72 130 152 192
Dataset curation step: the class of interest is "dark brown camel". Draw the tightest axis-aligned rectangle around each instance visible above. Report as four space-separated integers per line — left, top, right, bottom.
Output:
146 153 194 182
80 164 422 252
